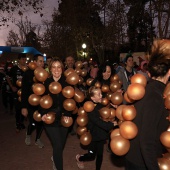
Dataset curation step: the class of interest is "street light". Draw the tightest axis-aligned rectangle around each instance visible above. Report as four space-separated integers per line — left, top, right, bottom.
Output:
82 43 86 60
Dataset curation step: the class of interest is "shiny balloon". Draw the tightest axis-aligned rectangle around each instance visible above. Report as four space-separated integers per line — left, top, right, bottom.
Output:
44 112 55 124
63 98 76 111
110 92 123 105
34 67 49 82
40 95 53 109
74 87 85 103
127 83 145 101
80 132 92 145
49 82 62 94
75 68 82 75
78 107 87 116
83 101 95 112
109 108 116 119
33 110 42 122
99 107 111 119
124 92 134 103
110 81 121 93
122 105 136 121
66 72 79 85
18 96 21 102
76 115 88 127
101 84 110 93
76 126 87 136
16 79 22 87
62 86 75 98
160 131 170 148
158 158 170 170
32 83 45 96
61 116 73 127
110 74 119 82
22 66 28 72
119 121 138 139
164 83 170 98
78 76 84 85
64 68 75 77
86 78 94 86
81 69 87 77
165 94 170 110
75 61 83 68
115 105 126 120
101 97 109 106
110 128 120 139
131 73 147 87
28 94 41 106
95 81 101 88
106 91 113 100
28 62 37 70
33 76 39 83
17 89 22 96
110 135 130 156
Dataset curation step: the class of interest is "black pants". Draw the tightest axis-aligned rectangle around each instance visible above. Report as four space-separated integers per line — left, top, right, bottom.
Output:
79 140 105 170
2 91 14 111
45 125 68 170
27 108 43 141
125 159 147 170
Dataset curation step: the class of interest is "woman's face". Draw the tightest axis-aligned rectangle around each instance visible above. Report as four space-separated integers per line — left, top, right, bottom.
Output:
102 66 111 80
51 61 62 80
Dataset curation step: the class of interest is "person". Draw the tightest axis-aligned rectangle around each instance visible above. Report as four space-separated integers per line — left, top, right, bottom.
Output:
117 54 136 93
137 60 149 81
76 86 117 170
7 53 27 132
125 39 170 170
21 54 45 148
40 58 73 170
64 55 75 69
45 56 53 72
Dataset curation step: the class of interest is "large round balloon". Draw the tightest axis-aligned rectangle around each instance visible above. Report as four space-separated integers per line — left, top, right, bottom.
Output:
110 135 130 156
83 101 95 112
110 128 120 139
127 83 145 101
101 97 109 106
158 158 170 170
17 89 22 96
64 68 75 77
76 126 87 136
62 86 75 98
78 107 87 116
76 115 88 127
106 91 113 100
75 61 83 68
63 98 76 111
110 74 119 82
44 112 55 124
124 92 134 103
95 81 101 88
75 68 82 75
81 69 87 77
61 116 73 127
86 78 94 86
32 83 45 96
119 121 138 139
33 110 42 122
99 107 111 119
28 94 41 106
74 87 85 103
110 81 121 92
122 105 136 121
165 94 170 110
16 79 22 87
101 84 110 93
131 73 147 87
40 95 53 109
49 82 62 94
116 105 126 120
160 131 170 148
80 132 92 145
28 62 37 70
66 72 79 85
34 67 49 82
109 108 116 119
21 66 28 72
110 92 123 105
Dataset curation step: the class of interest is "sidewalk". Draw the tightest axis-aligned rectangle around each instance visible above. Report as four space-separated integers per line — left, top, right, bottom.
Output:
0 104 125 170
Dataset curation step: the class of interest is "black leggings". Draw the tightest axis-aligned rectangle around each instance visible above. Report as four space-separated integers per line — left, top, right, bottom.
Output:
79 140 105 170
45 125 68 170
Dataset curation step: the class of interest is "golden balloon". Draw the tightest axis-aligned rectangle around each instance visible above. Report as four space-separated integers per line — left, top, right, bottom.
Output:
74 87 85 103
115 105 126 120
28 94 41 106
61 116 73 127
80 132 92 146
160 131 170 148
76 126 87 136
49 82 62 94
110 92 123 105
64 68 75 77
122 105 136 121
63 98 76 111
83 101 95 112
78 107 87 116
28 62 37 70
99 107 111 119
131 73 147 87
44 112 55 124
34 67 49 82
110 128 120 139
40 95 53 109
101 84 110 93
66 72 79 85
110 81 121 92
32 83 45 96
33 110 42 122
62 86 75 98
76 115 88 127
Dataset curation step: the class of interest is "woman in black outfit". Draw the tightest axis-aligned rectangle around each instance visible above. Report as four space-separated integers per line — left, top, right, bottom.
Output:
125 39 170 170
40 58 72 170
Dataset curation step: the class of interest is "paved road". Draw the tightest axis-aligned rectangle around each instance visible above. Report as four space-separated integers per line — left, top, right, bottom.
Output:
0 100 125 170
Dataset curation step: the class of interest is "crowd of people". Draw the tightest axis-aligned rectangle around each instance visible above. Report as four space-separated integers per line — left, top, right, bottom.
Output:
0 39 170 170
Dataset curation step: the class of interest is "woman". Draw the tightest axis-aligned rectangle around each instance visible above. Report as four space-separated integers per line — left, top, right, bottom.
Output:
40 58 72 170
125 39 170 170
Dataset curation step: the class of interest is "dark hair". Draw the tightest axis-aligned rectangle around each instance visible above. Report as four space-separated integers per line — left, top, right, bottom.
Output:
124 55 133 63
148 39 170 78
18 53 26 59
33 54 43 61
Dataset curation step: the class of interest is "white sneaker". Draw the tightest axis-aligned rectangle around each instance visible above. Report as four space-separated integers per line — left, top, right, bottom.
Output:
35 139 44 148
25 135 31 145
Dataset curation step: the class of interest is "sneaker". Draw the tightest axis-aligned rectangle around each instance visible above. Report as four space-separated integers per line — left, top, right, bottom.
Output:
25 135 31 145
51 156 53 162
35 139 44 148
53 162 57 170
76 154 84 169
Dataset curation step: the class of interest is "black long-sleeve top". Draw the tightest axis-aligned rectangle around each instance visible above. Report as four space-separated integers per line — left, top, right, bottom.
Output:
125 79 169 170
87 103 115 141
39 75 72 127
